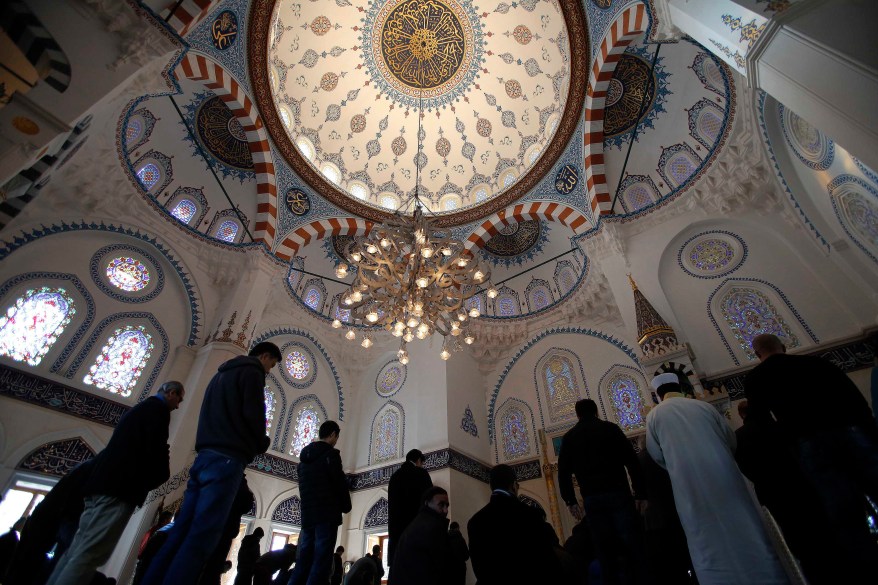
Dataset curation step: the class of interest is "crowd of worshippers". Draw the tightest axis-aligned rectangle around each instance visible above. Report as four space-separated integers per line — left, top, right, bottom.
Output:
0 332 876 585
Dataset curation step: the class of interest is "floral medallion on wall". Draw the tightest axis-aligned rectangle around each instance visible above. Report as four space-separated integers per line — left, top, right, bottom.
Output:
677 230 747 279
376 359 407 397
779 104 834 171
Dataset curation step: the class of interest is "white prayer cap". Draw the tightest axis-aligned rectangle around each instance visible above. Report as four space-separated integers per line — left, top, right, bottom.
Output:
650 372 679 391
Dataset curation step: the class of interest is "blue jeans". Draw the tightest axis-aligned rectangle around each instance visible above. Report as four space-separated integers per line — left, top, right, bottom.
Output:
286 522 338 585
141 450 245 585
797 426 878 577
583 492 648 585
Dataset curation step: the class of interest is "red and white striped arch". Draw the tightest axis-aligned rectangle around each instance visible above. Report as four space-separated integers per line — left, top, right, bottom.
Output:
166 0 221 38
176 52 277 246
465 201 590 250
584 3 649 216
274 218 374 261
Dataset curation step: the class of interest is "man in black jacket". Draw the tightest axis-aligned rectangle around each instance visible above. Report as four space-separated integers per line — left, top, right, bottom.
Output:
745 333 878 579
46 381 185 585
387 449 432 566
287 420 351 585
468 465 559 585
558 399 648 585
143 342 281 585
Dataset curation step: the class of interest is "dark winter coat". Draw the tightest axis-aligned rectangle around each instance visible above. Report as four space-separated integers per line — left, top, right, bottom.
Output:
447 527 469 585
330 552 344 585
196 355 270 464
558 416 647 504
253 544 296 585
297 440 351 528
468 492 561 585
387 461 432 564
83 395 171 505
344 556 377 585
388 507 460 585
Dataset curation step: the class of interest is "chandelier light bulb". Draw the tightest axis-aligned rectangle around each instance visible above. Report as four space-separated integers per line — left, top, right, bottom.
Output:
469 308 481 318
351 251 362 262
366 244 379 254
335 263 348 279
380 238 391 248
474 270 484 282
361 336 373 348
457 312 467 322
366 310 379 323
487 287 498 299
451 322 461 336
332 319 342 329
421 247 433 259
407 316 419 328
351 290 363 302
392 327 403 337
417 322 429 334
403 330 415 343
440 348 451 361
398 349 409 365
441 246 452 256
464 334 475 345
416 276 429 288
394 320 406 331
416 329 428 340
457 258 468 268
345 329 356 341
343 296 353 306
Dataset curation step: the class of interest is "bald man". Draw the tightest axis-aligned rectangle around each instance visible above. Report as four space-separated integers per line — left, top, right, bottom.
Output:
745 333 878 580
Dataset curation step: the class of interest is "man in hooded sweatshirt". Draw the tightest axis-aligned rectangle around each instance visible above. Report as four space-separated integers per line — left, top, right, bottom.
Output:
142 342 281 585
287 420 352 585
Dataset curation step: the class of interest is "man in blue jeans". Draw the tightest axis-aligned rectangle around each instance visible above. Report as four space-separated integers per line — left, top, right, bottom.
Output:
287 420 351 585
142 341 281 585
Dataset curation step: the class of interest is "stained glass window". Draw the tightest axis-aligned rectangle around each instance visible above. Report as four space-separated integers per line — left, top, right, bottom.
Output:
0 288 75 366
529 286 551 311
443 197 459 211
83 325 154 397
475 188 488 203
372 407 401 463
291 406 320 457
497 295 517 317
171 199 197 224
334 303 351 323
380 366 402 394
720 287 800 360
543 356 579 421
264 387 276 434
304 287 321 310
106 257 150 292
136 163 161 191
216 220 239 242
127 117 143 143
465 294 483 314
529 147 541 165
557 267 576 295
503 172 516 188
500 405 530 460
608 373 645 431
285 350 310 380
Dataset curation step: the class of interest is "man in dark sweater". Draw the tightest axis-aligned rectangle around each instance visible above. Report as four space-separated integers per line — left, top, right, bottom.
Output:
46 381 185 585
745 333 878 579
558 399 648 585
142 342 281 585
287 420 351 585
387 449 432 566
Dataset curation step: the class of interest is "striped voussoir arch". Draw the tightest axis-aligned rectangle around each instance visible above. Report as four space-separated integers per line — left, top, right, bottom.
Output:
176 52 277 246
584 3 648 217
165 0 221 38
274 218 374 261
0 0 71 92
465 202 590 250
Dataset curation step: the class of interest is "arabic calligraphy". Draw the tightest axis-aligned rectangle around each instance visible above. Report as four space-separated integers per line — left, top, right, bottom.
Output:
379 0 468 92
286 189 311 216
211 11 239 51
555 164 579 195
18 438 95 477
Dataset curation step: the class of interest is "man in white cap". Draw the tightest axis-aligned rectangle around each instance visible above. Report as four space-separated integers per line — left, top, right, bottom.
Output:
646 373 789 585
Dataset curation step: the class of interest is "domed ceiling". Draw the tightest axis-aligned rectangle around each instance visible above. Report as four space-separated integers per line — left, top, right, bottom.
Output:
250 0 587 225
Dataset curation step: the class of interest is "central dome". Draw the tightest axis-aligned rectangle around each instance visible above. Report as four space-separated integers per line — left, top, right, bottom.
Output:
255 0 586 224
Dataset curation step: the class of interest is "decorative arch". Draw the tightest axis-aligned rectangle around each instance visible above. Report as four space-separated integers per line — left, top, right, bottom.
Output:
271 494 302 526
167 186 209 227
584 3 649 216
364 496 389 528
525 278 555 313
66 312 170 402
488 328 640 443
1 0 72 92
175 52 276 246
265 373 287 451
494 398 537 464
17 437 95 477
598 364 648 432
553 260 579 296
5 427 106 479
369 401 405 465
274 217 373 261
165 0 223 37
535 348 586 424
285 394 328 458
301 278 327 313
707 278 817 366
465 202 589 250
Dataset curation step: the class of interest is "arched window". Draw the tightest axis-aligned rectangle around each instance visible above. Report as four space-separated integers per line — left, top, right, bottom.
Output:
301 279 326 312
349 182 369 200
296 136 315 160
371 403 403 464
288 258 304 291
494 286 519 317
264 387 277 434
525 279 553 312
291 405 321 457
171 199 197 224
136 163 162 191
605 371 646 431
321 163 341 185
83 325 154 397
502 171 517 188
0 287 76 366
499 402 532 461
554 261 578 296
540 353 581 422
720 287 800 360
216 220 239 242
364 497 389 528
272 495 302 526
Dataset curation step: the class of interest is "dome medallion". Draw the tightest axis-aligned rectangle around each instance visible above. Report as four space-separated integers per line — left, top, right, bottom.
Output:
250 0 588 226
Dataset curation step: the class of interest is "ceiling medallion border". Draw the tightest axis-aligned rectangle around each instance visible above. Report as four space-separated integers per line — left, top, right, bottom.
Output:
247 0 588 229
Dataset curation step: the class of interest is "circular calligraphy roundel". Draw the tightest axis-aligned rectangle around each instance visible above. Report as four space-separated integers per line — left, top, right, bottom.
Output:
286 189 311 216
374 0 474 99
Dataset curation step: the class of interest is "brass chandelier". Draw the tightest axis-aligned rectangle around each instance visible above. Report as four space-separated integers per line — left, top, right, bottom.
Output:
332 206 492 362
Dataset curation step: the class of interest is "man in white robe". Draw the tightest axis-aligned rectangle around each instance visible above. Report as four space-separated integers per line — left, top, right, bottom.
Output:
646 373 788 585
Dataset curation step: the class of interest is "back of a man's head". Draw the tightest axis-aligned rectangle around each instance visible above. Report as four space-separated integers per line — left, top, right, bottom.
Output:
449 521 460 530
405 449 425 464
336 546 345 554
319 420 340 439
574 399 598 420
489 464 517 492
249 341 282 361
752 334 786 361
